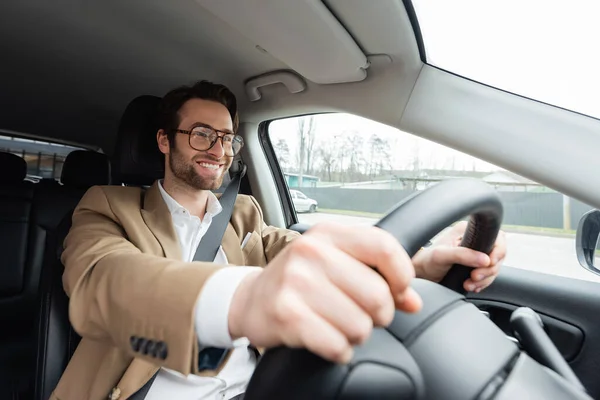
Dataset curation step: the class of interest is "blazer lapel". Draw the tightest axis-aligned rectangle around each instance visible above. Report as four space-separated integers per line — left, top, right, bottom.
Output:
221 223 244 266
141 182 243 265
141 182 182 260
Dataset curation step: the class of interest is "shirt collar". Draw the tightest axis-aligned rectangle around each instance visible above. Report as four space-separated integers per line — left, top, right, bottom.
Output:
158 180 222 218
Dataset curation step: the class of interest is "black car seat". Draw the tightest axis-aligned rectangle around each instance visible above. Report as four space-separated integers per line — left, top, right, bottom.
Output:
32 96 162 400
32 150 111 400
0 152 38 398
111 95 164 186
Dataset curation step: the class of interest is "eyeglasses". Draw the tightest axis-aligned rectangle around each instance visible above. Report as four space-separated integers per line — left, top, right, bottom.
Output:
174 126 244 157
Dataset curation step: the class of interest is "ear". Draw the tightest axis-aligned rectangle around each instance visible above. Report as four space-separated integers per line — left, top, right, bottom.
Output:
157 129 170 155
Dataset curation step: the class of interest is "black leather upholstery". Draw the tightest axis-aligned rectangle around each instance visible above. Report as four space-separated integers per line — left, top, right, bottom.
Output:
32 151 110 400
0 151 27 183
61 150 111 189
0 152 37 398
111 95 164 186
33 97 161 399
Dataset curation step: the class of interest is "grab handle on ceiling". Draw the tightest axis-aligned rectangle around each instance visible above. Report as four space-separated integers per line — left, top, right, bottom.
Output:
245 71 306 102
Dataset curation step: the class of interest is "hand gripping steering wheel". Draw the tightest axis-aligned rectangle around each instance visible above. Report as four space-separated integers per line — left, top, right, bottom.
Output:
243 179 591 400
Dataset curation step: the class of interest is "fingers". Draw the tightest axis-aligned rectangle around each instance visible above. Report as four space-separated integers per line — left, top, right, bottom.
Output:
464 258 503 292
464 274 496 293
306 223 420 309
465 231 506 292
470 260 501 282
276 291 354 363
316 246 396 324
303 277 374 345
489 230 507 264
430 245 490 269
322 244 421 321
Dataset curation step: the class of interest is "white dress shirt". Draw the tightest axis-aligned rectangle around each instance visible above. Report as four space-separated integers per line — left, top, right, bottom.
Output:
146 181 261 400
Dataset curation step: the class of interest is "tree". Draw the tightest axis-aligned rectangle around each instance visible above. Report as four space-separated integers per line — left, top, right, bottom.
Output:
317 138 337 182
273 138 290 171
344 131 365 182
306 120 318 175
296 116 317 186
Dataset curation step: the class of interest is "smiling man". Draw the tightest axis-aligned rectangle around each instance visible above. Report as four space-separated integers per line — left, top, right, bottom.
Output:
53 81 506 400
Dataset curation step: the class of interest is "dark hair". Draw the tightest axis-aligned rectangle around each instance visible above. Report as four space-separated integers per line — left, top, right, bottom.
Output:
157 80 239 147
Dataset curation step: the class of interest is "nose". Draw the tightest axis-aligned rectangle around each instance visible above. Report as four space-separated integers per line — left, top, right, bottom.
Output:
206 136 225 158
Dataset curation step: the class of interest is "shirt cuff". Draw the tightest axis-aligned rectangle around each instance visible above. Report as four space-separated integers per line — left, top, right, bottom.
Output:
194 266 262 348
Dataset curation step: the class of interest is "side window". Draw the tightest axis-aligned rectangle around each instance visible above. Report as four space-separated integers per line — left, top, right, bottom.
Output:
269 114 599 283
0 134 88 181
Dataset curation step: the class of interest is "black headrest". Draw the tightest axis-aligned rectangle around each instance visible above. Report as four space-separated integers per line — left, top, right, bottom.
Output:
112 95 164 186
61 150 111 189
0 152 27 183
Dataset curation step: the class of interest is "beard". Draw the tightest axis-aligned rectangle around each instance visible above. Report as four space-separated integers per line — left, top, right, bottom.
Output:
168 145 230 191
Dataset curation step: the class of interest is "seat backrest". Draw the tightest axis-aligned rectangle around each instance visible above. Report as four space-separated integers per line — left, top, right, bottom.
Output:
111 95 164 186
33 97 164 399
0 152 36 311
33 150 111 400
0 152 38 397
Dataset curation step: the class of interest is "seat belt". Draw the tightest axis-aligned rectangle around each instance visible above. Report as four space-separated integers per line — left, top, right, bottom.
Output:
191 163 247 262
130 163 247 400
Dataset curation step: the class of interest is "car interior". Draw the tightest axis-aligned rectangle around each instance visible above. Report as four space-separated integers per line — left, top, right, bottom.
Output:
1 0 600 399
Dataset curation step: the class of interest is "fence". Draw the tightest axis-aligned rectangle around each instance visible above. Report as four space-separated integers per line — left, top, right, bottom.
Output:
294 187 594 230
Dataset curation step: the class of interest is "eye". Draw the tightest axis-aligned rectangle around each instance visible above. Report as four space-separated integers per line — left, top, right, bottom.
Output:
192 127 213 138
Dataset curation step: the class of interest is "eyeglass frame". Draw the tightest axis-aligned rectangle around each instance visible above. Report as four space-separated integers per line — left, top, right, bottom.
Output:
173 124 244 156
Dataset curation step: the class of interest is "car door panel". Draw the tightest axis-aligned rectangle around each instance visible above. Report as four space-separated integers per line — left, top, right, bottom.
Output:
468 266 600 398
469 298 584 362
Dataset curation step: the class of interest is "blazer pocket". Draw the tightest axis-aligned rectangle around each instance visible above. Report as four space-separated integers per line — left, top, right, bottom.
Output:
241 231 262 265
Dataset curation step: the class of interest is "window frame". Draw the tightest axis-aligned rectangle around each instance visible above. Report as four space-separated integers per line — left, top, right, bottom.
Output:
258 119 299 227
0 132 95 181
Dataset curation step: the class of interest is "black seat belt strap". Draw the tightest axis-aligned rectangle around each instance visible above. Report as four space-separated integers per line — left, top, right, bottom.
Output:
192 164 247 262
129 164 247 400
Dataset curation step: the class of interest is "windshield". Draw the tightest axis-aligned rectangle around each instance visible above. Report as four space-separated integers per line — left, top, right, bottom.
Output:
412 0 600 119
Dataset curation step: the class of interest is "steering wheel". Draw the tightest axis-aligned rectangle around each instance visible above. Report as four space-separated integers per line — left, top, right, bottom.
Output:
244 179 590 400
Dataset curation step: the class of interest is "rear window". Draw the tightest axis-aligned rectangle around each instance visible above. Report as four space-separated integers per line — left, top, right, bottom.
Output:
0 135 88 181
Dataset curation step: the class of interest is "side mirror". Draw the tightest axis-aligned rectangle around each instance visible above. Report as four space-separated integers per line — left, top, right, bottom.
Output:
576 209 600 275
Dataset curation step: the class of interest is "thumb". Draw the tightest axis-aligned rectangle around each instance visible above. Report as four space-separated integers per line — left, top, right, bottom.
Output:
431 246 490 269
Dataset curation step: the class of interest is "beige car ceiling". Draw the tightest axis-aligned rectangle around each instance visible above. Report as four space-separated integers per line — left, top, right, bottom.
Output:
1 0 599 219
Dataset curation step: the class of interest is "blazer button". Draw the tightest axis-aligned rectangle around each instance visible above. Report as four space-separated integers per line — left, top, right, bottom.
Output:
130 336 141 352
142 339 156 355
154 341 168 360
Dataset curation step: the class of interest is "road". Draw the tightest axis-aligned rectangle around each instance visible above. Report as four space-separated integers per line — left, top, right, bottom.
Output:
298 212 600 283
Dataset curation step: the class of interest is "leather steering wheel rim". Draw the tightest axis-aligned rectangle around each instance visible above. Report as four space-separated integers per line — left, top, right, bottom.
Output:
374 178 503 293
244 178 507 400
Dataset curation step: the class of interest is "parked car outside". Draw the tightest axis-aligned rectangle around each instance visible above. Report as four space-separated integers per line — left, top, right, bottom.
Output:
290 189 318 213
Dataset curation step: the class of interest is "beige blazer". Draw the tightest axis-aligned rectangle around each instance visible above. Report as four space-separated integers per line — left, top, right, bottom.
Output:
50 181 300 400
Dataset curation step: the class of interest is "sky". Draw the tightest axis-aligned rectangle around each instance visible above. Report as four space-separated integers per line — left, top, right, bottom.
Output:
271 1 599 175
270 114 501 172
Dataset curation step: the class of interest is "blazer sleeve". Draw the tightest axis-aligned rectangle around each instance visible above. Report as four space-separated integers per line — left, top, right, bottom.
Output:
61 186 224 375
247 196 301 263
